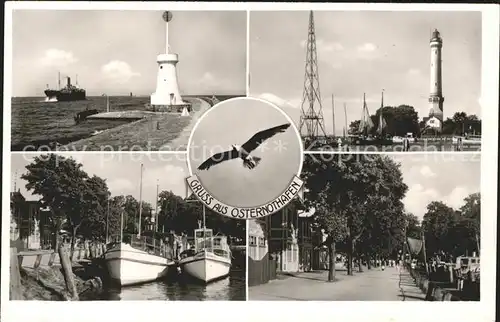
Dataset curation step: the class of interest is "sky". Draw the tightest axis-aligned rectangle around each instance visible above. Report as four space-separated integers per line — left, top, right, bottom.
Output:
12 10 247 97
392 153 480 220
249 11 482 135
188 98 303 208
10 153 190 207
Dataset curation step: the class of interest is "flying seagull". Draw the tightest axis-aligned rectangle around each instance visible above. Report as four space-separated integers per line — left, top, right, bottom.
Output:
197 123 291 171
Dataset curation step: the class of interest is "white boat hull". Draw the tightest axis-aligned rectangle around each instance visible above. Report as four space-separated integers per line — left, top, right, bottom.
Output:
104 243 170 286
179 251 231 283
452 137 481 145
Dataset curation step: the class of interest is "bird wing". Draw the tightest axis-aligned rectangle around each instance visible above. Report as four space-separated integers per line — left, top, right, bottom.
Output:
241 123 291 153
197 149 239 170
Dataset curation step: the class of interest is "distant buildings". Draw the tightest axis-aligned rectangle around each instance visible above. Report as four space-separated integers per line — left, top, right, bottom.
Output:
248 203 326 286
10 190 51 250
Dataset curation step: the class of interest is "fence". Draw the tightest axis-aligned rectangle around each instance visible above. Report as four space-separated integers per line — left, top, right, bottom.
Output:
17 243 106 269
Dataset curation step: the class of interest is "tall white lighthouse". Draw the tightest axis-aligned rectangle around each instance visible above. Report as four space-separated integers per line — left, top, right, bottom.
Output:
426 29 444 131
151 11 187 111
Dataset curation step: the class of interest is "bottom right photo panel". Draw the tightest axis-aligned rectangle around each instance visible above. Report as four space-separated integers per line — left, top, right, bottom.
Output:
248 153 480 301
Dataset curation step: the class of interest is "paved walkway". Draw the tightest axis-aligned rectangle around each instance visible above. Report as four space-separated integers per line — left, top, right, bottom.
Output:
161 98 211 151
249 266 426 301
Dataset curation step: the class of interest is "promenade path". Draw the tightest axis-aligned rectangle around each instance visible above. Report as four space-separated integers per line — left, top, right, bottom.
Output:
249 266 426 301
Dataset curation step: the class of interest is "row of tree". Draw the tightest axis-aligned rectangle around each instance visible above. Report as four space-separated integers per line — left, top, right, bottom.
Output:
19 154 245 257
405 193 480 259
301 153 480 281
348 105 481 137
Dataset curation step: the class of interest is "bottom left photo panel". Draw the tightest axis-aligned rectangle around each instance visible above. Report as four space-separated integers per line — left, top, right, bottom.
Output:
8 152 246 301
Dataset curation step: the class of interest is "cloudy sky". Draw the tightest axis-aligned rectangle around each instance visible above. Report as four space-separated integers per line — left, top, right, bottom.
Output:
392 153 480 220
11 153 189 206
12 10 246 97
249 11 482 135
189 98 302 208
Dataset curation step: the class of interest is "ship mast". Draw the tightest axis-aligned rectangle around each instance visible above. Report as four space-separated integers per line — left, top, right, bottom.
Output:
344 103 347 137
138 163 144 237
155 179 159 232
58 72 61 90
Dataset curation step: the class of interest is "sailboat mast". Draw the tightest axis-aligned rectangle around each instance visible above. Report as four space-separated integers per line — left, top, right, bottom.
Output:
332 94 335 138
58 72 61 90
76 74 78 86
344 103 347 137
138 164 144 237
120 210 124 243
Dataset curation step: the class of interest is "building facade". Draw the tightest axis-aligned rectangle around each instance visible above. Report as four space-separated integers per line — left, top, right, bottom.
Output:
248 203 316 286
10 191 47 250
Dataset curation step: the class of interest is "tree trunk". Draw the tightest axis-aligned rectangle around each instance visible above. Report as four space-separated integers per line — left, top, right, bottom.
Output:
70 227 78 262
327 240 336 282
475 233 480 255
366 254 372 269
54 229 60 251
347 235 353 276
358 256 363 272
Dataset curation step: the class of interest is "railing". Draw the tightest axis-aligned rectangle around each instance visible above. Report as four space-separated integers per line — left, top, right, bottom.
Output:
16 243 106 269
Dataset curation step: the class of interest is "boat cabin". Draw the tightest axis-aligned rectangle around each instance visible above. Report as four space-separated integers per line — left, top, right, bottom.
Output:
192 228 231 259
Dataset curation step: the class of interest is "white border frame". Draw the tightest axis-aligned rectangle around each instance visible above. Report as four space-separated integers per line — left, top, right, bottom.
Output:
2 3 498 322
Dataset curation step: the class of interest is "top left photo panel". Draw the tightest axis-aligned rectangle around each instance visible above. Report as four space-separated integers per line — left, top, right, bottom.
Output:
9 9 247 152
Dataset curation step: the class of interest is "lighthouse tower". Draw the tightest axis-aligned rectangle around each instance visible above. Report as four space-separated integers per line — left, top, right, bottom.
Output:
427 29 444 131
151 11 188 111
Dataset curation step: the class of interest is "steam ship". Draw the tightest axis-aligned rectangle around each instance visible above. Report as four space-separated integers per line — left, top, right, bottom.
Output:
44 72 86 102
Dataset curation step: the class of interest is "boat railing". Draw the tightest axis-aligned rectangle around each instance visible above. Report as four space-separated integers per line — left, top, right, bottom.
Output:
114 234 173 260
188 235 231 258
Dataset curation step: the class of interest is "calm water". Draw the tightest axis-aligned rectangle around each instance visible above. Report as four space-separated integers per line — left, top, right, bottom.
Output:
10 96 148 151
10 95 240 151
93 270 245 301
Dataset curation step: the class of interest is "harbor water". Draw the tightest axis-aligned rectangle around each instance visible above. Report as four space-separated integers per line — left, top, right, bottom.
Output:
90 270 245 301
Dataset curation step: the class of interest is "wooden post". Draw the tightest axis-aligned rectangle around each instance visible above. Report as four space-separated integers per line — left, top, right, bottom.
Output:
58 245 79 300
90 244 96 259
10 248 23 300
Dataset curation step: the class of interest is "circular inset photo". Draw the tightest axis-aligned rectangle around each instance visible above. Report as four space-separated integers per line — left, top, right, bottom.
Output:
186 97 304 219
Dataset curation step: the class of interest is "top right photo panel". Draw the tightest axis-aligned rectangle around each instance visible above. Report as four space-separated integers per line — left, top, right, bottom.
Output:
248 11 482 152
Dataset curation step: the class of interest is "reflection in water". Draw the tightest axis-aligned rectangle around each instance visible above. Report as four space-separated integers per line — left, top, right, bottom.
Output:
96 271 245 301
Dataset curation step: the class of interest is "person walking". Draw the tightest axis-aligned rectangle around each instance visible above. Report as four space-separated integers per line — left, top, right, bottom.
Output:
403 137 410 152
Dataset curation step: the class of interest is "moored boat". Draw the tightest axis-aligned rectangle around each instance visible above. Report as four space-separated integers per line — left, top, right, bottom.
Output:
105 237 172 286
178 224 232 283
103 163 173 286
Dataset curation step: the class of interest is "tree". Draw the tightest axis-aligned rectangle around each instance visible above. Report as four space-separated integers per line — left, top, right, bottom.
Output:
350 105 420 137
422 201 457 256
120 195 152 235
405 213 422 239
22 154 86 250
76 176 110 243
458 193 480 254
156 190 246 242
302 154 408 280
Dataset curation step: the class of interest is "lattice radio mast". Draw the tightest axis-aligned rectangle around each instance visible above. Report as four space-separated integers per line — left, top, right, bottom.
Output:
299 11 327 140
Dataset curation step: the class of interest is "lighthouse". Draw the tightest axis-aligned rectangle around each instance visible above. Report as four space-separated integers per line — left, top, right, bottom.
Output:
426 29 444 131
151 11 188 112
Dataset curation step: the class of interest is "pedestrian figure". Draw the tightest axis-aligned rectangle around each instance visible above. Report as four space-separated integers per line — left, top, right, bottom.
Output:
403 137 410 152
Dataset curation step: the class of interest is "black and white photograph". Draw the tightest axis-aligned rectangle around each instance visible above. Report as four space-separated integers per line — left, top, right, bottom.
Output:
2 2 498 322
186 97 303 216
248 153 481 301
9 153 246 301
10 10 247 152
249 11 482 152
